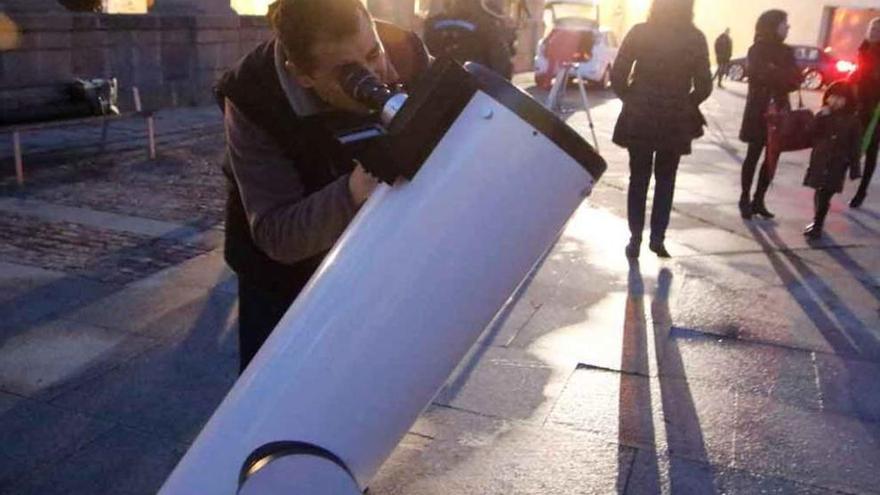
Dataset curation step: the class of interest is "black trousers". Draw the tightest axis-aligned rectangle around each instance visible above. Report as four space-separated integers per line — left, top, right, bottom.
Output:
854 130 879 200
627 148 681 244
813 188 834 226
715 62 729 86
237 278 298 373
741 141 774 202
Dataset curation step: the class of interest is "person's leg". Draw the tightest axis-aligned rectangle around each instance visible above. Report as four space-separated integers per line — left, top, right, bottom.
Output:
740 141 764 218
649 150 682 257
237 278 295 374
626 148 654 257
752 148 777 218
852 132 879 207
806 188 833 238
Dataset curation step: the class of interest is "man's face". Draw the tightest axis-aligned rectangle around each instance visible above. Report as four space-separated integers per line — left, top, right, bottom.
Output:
289 12 396 113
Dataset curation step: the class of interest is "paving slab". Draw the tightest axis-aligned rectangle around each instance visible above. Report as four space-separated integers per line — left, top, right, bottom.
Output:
0 269 119 331
625 449 847 495
0 318 157 399
733 392 880 494
7 425 186 495
65 282 211 335
48 338 237 445
0 390 116 488
812 353 880 423
372 405 637 495
546 367 737 467
434 345 572 423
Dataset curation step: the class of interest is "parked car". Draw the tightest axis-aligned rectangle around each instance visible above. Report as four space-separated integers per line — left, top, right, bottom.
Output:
726 45 857 90
533 0 619 90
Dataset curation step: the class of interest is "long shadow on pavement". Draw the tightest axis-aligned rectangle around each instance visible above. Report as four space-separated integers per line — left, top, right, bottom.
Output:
622 262 717 493
748 223 880 361
618 260 658 492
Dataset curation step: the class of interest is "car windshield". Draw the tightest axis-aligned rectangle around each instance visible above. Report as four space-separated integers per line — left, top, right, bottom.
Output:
545 2 599 27
794 47 820 61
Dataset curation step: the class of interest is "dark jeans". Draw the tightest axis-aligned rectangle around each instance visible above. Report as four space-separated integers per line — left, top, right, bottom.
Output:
741 141 774 202
237 278 297 373
854 130 879 200
715 62 729 86
627 148 681 244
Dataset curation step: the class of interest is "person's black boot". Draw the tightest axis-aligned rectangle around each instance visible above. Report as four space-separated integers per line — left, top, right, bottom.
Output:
850 191 866 208
649 240 671 258
751 200 775 219
752 174 775 218
803 222 823 239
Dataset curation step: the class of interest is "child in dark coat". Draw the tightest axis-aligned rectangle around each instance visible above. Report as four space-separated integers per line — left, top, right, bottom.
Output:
803 81 863 239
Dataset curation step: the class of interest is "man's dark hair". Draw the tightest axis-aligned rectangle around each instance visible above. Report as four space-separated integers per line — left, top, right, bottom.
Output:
268 0 371 74
648 0 694 26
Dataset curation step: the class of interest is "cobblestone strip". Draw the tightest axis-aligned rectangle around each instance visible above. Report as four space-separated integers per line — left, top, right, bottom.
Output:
0 212 216 285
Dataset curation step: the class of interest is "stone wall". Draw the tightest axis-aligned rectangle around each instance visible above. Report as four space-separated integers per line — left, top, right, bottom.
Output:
0 12 271 114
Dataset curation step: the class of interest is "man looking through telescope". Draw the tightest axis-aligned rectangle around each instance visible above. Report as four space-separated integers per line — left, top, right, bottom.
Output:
216 0 429 372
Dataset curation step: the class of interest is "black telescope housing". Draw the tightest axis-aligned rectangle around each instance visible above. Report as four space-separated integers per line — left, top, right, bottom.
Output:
337 63 400 112
334 59 607 187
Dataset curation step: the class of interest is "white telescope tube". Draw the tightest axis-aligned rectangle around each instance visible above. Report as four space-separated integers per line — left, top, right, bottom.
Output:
160 61 605 494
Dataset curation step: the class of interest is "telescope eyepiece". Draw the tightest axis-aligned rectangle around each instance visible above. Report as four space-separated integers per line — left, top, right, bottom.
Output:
338 62 407 124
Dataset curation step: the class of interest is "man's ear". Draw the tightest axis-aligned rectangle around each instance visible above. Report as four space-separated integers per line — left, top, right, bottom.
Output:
285 60 315 88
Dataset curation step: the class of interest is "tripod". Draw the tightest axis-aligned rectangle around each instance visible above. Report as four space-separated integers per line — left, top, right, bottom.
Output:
544 62 600 152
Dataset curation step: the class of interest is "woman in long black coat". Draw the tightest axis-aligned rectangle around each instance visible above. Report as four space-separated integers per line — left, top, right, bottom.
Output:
738 10 802 219
612 0 712 258
849 17 880 208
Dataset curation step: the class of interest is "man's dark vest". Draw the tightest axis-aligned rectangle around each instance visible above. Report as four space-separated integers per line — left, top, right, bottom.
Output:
215 23 428 298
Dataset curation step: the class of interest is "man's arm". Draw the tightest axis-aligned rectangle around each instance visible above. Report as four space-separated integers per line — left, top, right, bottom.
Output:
225 98 359 264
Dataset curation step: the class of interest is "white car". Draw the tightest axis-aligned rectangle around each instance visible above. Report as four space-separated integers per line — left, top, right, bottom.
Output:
534 1 619 89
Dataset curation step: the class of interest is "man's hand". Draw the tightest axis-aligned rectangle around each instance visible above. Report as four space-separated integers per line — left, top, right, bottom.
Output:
348 161 379 206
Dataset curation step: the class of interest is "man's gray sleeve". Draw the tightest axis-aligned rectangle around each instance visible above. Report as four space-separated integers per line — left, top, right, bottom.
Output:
224 98 358 264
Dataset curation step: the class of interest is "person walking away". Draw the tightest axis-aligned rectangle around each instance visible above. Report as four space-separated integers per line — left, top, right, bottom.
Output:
803 81 862 239
714 28 732 88
849 17 880 208
611 0 712 259
738 10 802 220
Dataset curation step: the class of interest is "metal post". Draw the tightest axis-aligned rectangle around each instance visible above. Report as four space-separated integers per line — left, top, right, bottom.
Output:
147 116 157 159
132 87 156 159
13 131 23 186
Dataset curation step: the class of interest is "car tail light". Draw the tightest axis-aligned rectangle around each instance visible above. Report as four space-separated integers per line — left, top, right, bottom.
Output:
836 60 857 73
572 52 591 62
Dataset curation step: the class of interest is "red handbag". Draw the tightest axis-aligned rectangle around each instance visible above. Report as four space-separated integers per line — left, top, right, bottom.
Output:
765 92 815 178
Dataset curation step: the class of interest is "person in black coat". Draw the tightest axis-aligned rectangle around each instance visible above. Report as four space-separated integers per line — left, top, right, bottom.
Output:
849 17 880 208
738 10 802 220
423 0 514 79
714 28 732 88
803 81 862 239
611 0 712 259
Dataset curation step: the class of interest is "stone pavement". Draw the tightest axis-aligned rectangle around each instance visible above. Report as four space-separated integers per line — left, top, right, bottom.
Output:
1 81 879 494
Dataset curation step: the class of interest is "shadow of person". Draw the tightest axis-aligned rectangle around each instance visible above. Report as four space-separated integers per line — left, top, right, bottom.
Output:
620 262 718 493
820 233 880 304
748 223 880 361
653 267 718 493
617 258 658 493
